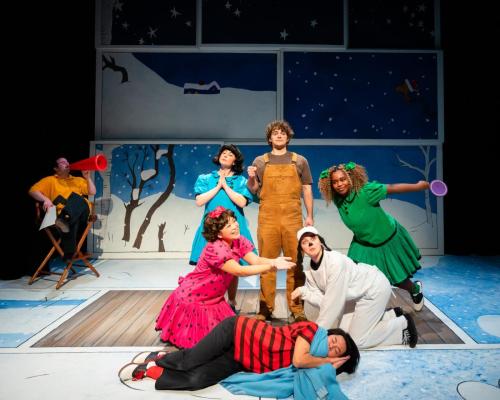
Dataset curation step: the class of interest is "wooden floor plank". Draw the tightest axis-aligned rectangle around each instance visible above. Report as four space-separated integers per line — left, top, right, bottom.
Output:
33 289 464 347
104 290 166 347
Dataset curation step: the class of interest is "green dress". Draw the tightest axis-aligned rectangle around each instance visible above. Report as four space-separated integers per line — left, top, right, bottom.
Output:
334 181 421 285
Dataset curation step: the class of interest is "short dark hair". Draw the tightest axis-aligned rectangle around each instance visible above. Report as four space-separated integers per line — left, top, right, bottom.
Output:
327 328 360 375
212 144 244 175
202 209 236 242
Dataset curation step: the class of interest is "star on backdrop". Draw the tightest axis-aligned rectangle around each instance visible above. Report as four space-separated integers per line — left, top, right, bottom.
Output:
202 0 343 44
284 52 438 139
349 0 436 49
110 0 196 45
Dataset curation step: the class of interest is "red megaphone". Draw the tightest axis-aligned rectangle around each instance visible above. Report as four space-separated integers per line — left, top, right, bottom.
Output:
69 154 108 171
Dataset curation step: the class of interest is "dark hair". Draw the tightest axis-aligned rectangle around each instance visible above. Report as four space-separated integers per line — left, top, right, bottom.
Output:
212 144 244 175
296 233 331 270
327 328 360 375
202 209 236 242
265 120 294 147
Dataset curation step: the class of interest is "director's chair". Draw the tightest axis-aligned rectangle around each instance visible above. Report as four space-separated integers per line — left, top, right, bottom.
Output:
29 201 100 289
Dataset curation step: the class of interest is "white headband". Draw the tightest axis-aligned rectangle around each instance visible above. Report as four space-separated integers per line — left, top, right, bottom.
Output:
296 226 319 241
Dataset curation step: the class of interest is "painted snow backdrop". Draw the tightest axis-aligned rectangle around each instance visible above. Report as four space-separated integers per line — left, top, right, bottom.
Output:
284 52 438 139
100 52 277 140
91 143 441 255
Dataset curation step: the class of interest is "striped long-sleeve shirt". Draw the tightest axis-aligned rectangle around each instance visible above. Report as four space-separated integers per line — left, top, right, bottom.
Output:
233 316 318 373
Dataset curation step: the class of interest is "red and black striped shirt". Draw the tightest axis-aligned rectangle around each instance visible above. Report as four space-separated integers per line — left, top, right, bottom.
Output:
233 316 318 373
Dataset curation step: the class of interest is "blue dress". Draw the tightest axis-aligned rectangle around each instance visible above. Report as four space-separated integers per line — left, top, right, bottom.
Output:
189 171 256 264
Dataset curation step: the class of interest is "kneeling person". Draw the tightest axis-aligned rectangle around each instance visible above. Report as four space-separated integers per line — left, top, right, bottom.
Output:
292 227 418 349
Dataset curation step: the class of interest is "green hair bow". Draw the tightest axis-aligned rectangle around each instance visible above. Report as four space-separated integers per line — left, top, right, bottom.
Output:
344 161 356 171
319 168 330 179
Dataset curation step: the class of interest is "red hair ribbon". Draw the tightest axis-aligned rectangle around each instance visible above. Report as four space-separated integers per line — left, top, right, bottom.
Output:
208 206 226 219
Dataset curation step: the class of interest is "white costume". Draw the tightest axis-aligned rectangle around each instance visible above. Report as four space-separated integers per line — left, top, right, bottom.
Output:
297 249 407 349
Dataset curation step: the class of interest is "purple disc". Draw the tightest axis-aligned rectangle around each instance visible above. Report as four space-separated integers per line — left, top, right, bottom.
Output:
430 180 448 196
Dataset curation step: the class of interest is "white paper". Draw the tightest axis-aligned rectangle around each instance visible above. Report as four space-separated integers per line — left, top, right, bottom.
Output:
39 206 57 230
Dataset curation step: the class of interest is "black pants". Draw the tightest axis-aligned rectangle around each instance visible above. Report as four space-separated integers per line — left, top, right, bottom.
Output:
155 316 242 390
57 193 89 255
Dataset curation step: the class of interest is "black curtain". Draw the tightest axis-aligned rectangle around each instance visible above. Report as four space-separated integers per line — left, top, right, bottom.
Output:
4 2 96 279
441 2 499 255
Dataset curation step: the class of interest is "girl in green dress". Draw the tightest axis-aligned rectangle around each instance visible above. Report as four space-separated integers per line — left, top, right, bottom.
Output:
318 162 430 311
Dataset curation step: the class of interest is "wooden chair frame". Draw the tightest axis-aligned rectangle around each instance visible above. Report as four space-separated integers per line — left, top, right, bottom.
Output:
29 202 100 289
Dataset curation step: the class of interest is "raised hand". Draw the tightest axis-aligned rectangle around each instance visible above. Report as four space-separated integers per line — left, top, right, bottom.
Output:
291 287 303 300
418 180 430 190
247 166 257 178
219 169 230 189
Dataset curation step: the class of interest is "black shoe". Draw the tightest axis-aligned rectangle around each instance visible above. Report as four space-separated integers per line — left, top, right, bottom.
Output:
402 313 418 348
411 281 424 312
385 307 404 318
55 217 70 233
254 310 272 321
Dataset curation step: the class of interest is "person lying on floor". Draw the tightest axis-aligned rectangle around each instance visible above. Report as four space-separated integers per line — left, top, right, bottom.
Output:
119 315 360 399
291 226 419 349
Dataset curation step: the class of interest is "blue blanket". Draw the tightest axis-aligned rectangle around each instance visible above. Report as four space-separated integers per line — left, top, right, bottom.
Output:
220 327 348 399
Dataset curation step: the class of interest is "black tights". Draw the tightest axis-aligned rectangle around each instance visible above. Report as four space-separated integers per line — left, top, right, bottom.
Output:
396 278 416 295
155 316 243 390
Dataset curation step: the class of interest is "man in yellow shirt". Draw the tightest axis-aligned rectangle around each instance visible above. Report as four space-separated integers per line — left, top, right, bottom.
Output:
29 157 96 259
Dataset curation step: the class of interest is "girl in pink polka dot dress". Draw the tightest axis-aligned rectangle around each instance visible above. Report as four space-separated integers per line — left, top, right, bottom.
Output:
155 206 295 349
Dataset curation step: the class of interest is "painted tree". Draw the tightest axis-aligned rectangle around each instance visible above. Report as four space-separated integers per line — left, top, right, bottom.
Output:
158 222 166 252
120 144 171 242
133 144 176 249
396 145 436 225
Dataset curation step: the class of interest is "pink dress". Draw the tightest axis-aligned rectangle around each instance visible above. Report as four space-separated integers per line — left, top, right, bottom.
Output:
155 236 254 348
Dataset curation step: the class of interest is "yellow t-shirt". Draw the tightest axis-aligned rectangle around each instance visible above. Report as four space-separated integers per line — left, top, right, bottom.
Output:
30 175 89 212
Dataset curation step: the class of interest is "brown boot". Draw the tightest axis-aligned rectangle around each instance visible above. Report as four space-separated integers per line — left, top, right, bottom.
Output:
291 312 307 323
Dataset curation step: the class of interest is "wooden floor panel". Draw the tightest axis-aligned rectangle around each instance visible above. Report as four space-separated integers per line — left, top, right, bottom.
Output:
33 289 463 347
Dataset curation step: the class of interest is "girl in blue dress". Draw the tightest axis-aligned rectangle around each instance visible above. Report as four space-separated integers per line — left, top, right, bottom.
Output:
189 144 256 310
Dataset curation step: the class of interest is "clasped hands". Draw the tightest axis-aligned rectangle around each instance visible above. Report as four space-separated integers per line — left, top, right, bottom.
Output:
217 169 231 189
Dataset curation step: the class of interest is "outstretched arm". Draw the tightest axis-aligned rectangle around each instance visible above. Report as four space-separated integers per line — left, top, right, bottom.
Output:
220 256 294 277
386 180 429 195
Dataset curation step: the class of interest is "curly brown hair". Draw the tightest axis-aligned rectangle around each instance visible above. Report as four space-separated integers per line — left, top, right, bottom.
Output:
265 120 294 147
318 163 368 204
202 209 236 242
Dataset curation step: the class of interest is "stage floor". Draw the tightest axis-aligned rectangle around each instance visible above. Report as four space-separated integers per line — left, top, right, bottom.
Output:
0 255 499 399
